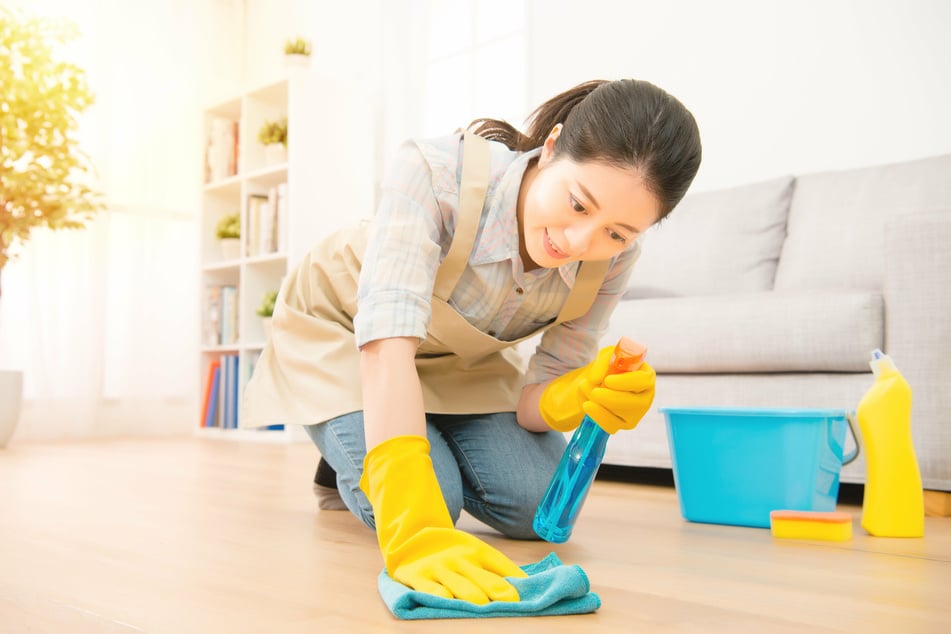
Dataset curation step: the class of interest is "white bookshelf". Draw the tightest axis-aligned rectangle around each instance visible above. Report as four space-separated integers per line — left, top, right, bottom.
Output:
198 71 375 440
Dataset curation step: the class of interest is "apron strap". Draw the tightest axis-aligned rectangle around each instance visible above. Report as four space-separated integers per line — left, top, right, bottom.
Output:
554 259 611 324
433 131 490 301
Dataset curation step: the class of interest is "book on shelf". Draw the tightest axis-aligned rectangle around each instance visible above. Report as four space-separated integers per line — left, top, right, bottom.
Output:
247 194 270 257
204 285 238 346
211 353 240 429
221 354 230 428
261 189 276 255
205 117 239 183
275 182 288 254
246 184 287 257
203 286 222 346
221 286 239 345
231 354 239 428
201 352 279 432
202 360 221 428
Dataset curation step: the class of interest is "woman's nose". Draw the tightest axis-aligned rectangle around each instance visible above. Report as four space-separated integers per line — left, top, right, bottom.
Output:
563 221 597 254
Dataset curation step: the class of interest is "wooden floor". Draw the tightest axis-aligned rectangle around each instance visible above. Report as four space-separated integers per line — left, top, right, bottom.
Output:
1 437 948 633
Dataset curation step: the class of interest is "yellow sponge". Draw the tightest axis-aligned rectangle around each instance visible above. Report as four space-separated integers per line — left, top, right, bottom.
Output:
769 510 853 541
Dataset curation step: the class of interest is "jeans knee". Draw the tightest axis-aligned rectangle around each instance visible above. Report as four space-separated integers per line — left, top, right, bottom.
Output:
499 512 542 540
463 485 546 540
443 489 463 525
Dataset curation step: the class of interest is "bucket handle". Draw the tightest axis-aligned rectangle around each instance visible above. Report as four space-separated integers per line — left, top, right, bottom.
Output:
842 411 860 466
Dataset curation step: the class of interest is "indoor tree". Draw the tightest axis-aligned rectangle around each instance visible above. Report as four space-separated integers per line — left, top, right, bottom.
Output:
0 5 105 299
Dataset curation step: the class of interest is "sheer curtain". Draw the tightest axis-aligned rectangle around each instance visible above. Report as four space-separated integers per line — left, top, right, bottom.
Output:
0 0 241 439
0 211 197 439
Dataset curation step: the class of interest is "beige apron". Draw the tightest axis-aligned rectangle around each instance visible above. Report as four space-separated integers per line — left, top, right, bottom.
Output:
241 132 610 429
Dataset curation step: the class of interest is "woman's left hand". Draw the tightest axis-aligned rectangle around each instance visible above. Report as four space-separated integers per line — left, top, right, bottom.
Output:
582 362 656 434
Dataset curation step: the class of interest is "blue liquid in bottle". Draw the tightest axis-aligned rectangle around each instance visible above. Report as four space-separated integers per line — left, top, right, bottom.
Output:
533 416 609 543
533 336 645 543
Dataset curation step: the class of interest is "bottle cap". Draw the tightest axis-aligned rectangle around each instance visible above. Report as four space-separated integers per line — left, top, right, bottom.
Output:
611 337 647 373
869 349 896 376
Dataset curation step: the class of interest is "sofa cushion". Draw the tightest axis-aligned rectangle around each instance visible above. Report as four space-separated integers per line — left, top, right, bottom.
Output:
602 291 883 373
774 153 951 292
624 175 794 299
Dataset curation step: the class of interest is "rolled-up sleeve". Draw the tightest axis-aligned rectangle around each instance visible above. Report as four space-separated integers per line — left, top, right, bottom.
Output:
525 240 641 384
354 142 446 348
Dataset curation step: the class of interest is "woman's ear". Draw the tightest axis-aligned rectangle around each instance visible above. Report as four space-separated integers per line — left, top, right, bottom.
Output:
539 123 563 165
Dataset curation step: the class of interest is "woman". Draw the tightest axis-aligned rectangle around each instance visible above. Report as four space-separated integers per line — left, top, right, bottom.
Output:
243 78 702 604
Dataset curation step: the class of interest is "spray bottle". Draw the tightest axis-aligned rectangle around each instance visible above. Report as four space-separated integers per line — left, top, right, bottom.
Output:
856 349 924 537
533 337 646 543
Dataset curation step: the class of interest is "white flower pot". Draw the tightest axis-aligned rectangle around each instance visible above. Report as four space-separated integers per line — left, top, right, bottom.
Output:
219 238 241 261
284 54 311 69
264 143 287 166
261 316 273 341
0 370 23 448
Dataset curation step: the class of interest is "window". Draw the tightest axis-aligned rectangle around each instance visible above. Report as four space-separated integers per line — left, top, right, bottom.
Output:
422 0 527 137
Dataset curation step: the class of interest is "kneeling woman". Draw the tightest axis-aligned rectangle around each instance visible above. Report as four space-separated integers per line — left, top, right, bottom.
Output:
243 78 702 603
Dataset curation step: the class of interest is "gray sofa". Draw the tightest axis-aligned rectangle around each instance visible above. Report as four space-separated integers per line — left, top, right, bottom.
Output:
528 153 951 491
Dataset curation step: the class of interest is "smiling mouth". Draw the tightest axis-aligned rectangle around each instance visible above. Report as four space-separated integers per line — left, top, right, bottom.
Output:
544 230 569 259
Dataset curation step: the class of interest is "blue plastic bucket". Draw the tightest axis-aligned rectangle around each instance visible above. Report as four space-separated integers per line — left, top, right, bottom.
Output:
661 407 859 528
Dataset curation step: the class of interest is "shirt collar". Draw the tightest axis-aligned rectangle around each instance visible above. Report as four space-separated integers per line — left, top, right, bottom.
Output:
470 146 584 287
469 147 537 265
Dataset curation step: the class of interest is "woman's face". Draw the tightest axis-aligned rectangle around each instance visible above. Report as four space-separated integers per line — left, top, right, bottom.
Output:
518 126 662 271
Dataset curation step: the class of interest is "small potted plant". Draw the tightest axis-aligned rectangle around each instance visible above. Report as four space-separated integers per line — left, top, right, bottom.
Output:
256 289 278 339
284 37 312 68
216 213 241 260
258 117 287 166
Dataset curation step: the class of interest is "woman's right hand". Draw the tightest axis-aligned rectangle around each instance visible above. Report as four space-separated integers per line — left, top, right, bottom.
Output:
535 345 618 432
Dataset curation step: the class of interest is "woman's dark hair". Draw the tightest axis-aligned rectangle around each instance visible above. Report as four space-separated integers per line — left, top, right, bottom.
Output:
469 79 702 218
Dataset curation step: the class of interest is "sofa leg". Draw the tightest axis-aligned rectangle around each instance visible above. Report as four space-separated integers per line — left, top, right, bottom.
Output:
924 490 951 517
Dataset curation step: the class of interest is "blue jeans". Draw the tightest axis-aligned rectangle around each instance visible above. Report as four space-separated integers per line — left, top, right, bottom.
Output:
304 411 567 540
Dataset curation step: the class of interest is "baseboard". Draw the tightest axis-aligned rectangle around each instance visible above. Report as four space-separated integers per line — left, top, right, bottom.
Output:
596 465 674 487
925 490 951 517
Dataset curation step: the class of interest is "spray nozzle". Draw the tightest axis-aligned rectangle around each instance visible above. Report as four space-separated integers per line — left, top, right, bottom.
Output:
872 349 885 360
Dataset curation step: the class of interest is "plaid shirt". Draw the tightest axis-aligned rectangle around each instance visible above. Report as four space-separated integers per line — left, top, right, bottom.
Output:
354 134 640 384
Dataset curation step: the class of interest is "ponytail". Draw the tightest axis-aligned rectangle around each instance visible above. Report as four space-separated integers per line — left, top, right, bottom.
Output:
469 80 607 152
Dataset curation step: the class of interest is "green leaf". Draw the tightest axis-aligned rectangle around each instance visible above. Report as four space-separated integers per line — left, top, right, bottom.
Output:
0 5 105 271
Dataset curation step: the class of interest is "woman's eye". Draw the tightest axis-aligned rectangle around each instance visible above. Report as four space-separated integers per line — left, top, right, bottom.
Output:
569 195 586 213
608 229 627 244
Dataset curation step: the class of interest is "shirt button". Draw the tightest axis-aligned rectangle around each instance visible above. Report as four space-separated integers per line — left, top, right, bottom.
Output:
515 287 524 295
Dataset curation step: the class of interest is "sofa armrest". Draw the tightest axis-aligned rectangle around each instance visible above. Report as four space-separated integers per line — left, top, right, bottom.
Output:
884 209 951 490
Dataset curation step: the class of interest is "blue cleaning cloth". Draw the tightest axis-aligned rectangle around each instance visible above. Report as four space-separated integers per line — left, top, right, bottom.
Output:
377 552 601 620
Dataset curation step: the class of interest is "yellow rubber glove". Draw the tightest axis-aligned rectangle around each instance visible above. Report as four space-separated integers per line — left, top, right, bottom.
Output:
537 346 617 432
583 361 656 434
359 435 527 604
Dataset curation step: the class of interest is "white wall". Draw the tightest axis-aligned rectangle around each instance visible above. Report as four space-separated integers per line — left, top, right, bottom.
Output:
241 0 384 93
235 0 387 196
252 0 951 195
526 0 951 192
